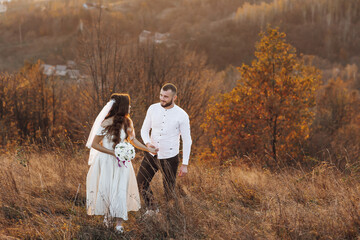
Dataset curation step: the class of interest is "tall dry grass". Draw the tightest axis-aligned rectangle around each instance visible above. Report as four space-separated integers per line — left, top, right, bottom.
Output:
1 148 360 239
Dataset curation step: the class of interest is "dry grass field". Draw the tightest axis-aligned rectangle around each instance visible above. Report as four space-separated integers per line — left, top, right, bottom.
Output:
0 147 360 239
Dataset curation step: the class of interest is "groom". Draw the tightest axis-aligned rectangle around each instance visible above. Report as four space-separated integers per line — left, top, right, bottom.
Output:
137 83 192 212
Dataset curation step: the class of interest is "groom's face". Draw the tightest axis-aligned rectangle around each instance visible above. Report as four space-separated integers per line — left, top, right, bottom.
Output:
160 89 176 108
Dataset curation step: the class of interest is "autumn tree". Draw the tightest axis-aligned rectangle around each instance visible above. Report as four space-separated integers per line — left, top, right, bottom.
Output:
203 27 321 166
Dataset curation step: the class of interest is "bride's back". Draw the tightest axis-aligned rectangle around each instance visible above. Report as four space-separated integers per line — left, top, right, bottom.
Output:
101 118 129 149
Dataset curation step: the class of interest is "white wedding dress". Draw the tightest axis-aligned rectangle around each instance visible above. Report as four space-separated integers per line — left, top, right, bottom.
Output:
86 126 140 220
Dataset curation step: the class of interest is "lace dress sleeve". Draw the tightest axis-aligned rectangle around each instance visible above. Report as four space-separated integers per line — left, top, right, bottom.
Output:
97 118 112 136
96 126 106 136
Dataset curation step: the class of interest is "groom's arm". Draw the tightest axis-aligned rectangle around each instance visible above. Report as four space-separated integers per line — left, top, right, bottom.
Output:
141 106 152 146
179 113 192 166
179 113 192 177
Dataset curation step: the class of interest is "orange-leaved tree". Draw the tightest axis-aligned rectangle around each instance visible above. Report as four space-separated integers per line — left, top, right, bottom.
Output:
202 27 321 166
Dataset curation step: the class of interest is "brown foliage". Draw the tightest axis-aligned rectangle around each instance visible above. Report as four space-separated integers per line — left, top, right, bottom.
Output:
0 61 85 149
309 78 360 169
0 9 221 149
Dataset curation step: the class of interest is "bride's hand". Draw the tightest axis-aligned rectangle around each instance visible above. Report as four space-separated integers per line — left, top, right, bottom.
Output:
148 147 159 154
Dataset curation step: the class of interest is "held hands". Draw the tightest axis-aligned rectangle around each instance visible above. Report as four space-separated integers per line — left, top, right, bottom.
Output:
146 143 159 155
148 147 159 155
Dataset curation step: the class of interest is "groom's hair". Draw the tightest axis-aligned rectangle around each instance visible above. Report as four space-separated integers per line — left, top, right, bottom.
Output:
162 83 177 95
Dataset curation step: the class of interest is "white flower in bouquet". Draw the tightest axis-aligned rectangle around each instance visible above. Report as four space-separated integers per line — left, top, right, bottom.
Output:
114 142 135 167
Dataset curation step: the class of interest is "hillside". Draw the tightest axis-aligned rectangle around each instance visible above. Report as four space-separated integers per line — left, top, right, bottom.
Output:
1 0 359 72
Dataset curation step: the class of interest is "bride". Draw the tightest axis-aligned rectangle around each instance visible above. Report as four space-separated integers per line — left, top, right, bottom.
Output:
86 93 157 232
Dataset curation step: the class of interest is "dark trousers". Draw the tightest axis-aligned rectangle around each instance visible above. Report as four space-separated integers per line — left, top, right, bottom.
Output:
136 152 179 209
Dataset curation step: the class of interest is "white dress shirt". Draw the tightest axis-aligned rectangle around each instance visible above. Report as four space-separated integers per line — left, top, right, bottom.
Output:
141 103 192 165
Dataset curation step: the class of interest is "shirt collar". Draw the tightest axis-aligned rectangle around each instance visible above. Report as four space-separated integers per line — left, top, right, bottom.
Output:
160 103 176 111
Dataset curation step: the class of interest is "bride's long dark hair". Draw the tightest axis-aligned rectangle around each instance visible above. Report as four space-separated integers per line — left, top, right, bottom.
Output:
104 93 133 148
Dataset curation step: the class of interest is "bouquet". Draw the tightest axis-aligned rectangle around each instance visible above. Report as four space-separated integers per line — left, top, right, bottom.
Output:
114 142 135 167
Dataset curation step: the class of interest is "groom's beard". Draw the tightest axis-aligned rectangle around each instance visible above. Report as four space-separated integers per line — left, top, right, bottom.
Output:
161 99 173 108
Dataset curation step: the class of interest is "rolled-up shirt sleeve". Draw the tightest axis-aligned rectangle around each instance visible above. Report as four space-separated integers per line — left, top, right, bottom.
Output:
179 113 192 165
141 106 152 145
